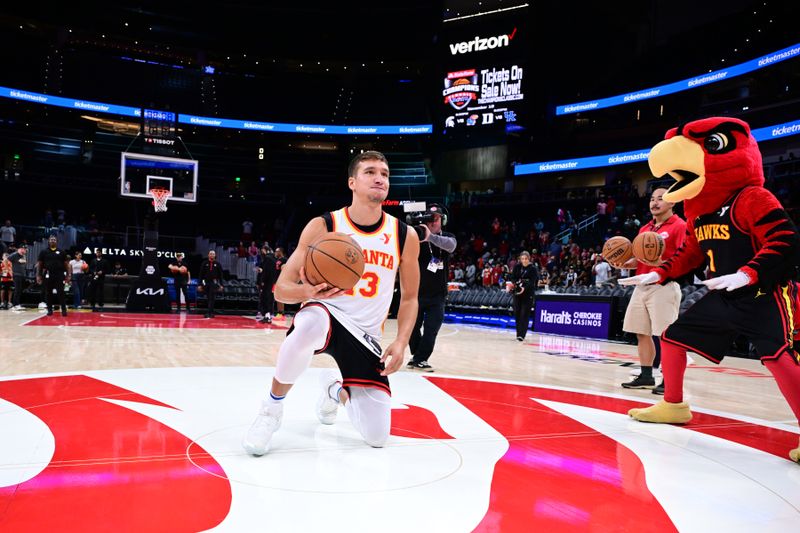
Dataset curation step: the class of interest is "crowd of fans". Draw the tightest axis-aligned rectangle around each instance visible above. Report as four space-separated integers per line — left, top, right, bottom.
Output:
447 187 651 291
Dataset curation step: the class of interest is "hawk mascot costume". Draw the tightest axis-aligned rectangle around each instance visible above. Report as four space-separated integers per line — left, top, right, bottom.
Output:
621 117 800 462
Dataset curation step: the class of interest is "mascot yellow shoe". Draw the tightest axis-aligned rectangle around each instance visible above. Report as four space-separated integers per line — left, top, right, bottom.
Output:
790 439 800 463
628 400 692 424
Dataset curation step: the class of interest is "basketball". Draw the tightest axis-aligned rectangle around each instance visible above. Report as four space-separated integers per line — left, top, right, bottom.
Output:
81 262 89 272
304 232 364 290
179 266 188 274
601 236 632 267
632 231 666 266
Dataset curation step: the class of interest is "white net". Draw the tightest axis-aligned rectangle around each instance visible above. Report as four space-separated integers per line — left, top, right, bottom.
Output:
150 188 170 213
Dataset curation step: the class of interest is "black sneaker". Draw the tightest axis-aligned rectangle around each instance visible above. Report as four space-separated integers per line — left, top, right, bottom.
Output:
621 375 656 389
652 382 665 395
516 336 524 342
410 360 434 372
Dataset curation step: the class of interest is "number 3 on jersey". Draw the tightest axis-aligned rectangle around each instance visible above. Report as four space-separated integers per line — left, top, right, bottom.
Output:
344 272 379 297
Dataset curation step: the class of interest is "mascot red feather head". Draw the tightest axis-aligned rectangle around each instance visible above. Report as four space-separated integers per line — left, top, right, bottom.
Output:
648 117 764 220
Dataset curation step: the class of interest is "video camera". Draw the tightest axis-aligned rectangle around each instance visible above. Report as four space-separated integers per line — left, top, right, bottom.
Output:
403 202 449 240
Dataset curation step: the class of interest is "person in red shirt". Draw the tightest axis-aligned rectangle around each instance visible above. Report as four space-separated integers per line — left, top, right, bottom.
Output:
618 188 687 392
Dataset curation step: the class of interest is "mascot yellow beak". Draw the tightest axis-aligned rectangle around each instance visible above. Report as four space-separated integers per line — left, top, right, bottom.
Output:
648 136 706 203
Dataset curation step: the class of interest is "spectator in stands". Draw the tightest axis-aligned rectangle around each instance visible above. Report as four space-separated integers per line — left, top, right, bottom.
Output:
199 250 224 318
564 266 578 287
620 188 686 394
273 247 286 317
481 264 492 287
538 268 551 289
237 241 247 259
453 263 464 283
256 246 277 323
509 251 538 341
408 205 457 372
242 219 254 242
68 251 87 309
465 262 476 286
0 220 15 248
37 235 69 317
593 255 613 287
248 241 259 263
88 249 110 312
168 252 191 313
0 253 12 309
597 196 608 233
7 245 27 310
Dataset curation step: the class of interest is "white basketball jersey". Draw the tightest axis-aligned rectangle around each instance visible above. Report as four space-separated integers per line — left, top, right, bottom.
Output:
311 208 401 351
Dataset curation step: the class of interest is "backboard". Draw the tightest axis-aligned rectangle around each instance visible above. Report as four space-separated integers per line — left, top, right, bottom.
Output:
120 152 199 203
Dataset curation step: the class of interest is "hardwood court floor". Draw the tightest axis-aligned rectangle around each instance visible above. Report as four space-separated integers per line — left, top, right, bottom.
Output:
1 309 799 532
2 309 792 424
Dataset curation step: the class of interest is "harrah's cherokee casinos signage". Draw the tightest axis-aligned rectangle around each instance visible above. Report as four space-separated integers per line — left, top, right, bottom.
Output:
534 299 612 339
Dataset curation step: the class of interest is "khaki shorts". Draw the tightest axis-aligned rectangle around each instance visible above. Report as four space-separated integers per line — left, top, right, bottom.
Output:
622 282 682 336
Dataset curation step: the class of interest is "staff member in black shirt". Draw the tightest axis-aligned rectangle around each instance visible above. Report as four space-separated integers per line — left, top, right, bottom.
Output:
88 249 110 312
110 261 129 304
256 246 277 323
168 252 191 313
509 251 539 341
199 250 224 318
37 235 70 316
408 204 457 372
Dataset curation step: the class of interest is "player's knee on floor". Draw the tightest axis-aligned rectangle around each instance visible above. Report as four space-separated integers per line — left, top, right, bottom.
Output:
348 387 391 448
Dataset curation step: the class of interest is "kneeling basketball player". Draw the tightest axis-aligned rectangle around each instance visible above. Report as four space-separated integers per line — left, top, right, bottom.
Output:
243 151 420 456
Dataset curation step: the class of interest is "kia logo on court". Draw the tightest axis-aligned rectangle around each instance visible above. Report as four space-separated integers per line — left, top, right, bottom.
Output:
135 287 164 296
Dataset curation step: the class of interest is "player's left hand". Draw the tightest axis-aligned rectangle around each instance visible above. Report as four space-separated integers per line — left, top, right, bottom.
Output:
380 340 407 376
702 271 751 291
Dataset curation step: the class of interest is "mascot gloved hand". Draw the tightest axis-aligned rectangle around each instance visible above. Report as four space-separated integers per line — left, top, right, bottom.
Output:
625 117 800 463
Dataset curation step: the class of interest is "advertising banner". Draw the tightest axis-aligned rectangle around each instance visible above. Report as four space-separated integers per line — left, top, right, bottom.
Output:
534 299 612 339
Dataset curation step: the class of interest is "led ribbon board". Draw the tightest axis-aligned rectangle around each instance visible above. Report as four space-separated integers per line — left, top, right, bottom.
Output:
556 43 800 115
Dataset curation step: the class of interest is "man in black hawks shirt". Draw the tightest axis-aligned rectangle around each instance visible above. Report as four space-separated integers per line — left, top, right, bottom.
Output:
37 235 70 316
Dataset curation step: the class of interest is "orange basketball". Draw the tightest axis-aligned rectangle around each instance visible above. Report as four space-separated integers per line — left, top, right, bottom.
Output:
81 262 89 272
632 231 666 266
602 236 632 267
179 266 188 274
304 232 365 290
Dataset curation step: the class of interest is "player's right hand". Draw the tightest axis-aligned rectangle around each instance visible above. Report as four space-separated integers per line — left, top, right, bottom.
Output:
299 267 343 300
618 272 660 286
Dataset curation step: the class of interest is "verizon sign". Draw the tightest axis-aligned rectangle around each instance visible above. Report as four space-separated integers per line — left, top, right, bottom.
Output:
449 28 517 55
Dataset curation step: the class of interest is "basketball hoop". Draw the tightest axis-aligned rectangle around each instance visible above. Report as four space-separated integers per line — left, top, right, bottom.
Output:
150 187 170 213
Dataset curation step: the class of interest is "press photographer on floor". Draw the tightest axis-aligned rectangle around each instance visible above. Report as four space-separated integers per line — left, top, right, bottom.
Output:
407 203 457 372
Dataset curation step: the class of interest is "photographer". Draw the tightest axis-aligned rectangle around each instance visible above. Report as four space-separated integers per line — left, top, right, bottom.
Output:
508 251 539 341
407 204 457 372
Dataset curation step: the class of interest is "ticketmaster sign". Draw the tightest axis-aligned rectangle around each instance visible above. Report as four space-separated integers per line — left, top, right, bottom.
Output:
534 299 612 339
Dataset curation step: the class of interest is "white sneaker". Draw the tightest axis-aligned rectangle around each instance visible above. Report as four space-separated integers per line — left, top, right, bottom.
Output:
242 400 283 456
11 305 24 312
317 370 342 425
